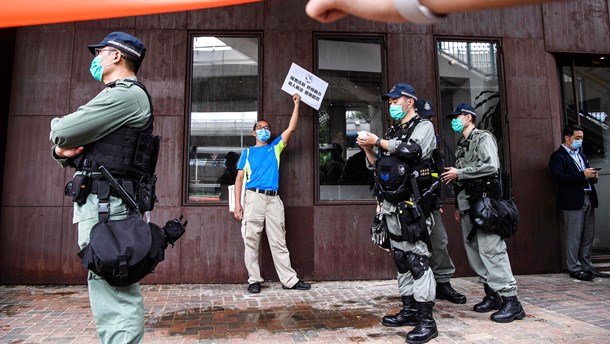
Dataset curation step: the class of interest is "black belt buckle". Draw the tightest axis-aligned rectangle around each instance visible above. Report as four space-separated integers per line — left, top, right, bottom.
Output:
248 188 277 196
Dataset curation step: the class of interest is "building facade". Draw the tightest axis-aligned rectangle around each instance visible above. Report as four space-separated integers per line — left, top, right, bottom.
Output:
1 0 609 284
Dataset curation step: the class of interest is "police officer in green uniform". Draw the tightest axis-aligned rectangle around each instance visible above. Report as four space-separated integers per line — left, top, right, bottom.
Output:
441 103 526 323
358 84 438 344
415 99 467 305
50 32 152 343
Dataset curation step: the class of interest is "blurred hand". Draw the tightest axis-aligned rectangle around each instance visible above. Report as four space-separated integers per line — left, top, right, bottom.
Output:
234 204 243 221
441 167 459 185
293 93 301 104
55 146 84 158
305 0 404 23
356 132 379 147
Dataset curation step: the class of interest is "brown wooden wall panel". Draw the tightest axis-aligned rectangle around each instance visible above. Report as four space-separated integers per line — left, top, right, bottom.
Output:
503 38 551 119
9 29 74 117
263 30 315 207
153 116 184 207
499 5 543 39
387 21 432 35
2 116 65 206
59 206 87 284
75 17 136 29
386 34 436 101
545 54 564 148
174 206 246 283
507 118 562 274
136 12 188 30
187 2 264 31
313 205 395 280
258 206 314 282
433 10 503 37
137 29 188 117
0 207 66 284
543 0 610 53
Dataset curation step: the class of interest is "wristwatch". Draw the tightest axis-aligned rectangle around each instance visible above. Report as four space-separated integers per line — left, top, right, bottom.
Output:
393 0 447 25
375 138 382 147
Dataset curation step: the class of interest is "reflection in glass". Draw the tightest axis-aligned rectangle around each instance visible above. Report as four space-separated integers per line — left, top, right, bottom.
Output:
437 40 504 199
188 36 259 202
316 37 384 201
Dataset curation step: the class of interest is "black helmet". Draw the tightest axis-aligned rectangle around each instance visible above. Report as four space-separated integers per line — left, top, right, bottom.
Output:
469 197 499 231
396 140 422 165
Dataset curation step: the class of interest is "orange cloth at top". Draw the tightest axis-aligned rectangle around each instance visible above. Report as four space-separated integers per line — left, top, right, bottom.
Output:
0 0 261 28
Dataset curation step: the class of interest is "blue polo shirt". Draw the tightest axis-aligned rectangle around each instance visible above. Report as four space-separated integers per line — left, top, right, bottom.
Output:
237 136 286 191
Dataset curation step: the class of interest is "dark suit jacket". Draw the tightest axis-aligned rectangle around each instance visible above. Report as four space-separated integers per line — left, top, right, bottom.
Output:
549 145 598 210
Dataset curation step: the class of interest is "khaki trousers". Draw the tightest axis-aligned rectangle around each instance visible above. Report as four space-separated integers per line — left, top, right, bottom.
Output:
241 190 299 287
382 200 436 302
429 209 456 283
460 214 518 296
79 216 144 344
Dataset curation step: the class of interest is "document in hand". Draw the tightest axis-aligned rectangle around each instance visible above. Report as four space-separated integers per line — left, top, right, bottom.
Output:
281 63 328 110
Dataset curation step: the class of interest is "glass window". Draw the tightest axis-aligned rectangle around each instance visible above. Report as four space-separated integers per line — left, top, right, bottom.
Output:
437 40 505 200
187 35 260 203
316 36 385 201
559 55 610 256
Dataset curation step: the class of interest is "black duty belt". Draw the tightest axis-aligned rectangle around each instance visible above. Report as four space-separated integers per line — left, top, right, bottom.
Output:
247 188 278 196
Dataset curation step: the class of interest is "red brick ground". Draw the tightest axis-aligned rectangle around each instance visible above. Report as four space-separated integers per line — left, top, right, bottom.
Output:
1 274 609 343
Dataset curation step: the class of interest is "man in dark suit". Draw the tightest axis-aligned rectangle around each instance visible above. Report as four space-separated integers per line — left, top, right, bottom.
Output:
549 125 609 281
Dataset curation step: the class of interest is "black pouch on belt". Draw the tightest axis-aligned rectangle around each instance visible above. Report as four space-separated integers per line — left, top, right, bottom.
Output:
66 174 91 205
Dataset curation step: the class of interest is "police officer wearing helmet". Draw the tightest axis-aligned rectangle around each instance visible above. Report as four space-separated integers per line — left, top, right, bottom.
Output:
358 83 438 344
441 103 525 323
414 99 467 305
50 32 153 343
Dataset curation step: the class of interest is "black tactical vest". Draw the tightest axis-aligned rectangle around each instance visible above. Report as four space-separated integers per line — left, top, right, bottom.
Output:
375 116 434 202
70 80 159 178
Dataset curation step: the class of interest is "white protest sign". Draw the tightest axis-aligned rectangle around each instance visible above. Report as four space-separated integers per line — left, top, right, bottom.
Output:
281 63 328 110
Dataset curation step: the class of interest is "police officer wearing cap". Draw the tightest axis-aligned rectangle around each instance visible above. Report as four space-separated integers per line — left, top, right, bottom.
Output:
358 83 438 344
441 103 526 323
414 99 467 305
50 32 152 343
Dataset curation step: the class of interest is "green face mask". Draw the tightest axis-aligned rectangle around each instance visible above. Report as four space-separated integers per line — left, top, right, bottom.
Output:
89 56 104 81
451 118 464 133
389 104 406 121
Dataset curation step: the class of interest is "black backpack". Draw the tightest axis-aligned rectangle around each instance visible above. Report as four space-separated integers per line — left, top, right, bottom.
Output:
78 216 186 287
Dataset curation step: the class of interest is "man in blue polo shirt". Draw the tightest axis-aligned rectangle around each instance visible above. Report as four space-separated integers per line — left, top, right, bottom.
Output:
233 93 311 294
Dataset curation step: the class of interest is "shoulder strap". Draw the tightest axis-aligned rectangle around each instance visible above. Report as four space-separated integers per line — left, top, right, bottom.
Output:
403 116 426 142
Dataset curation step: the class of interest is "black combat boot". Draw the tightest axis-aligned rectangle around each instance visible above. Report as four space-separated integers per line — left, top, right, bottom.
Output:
490 296 526 323
436 282 467 304
406 301 438 344
382 295 417 327
473 283 502 313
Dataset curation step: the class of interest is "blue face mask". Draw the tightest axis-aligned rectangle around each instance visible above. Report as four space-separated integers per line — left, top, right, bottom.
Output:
389 104 406 121
256 129 270 142
451 118 464 133
89 56 104 81
571 139 582 150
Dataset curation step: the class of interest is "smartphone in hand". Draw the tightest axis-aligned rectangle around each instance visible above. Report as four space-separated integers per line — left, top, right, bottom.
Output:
592 167 602 171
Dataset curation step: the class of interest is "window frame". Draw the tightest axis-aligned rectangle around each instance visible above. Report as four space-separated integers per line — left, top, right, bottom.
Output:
433 36 510 203
183 31 264 206
313 32 388 205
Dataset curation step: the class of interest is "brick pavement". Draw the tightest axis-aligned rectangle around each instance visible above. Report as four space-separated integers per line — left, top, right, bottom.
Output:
1 273 609 343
